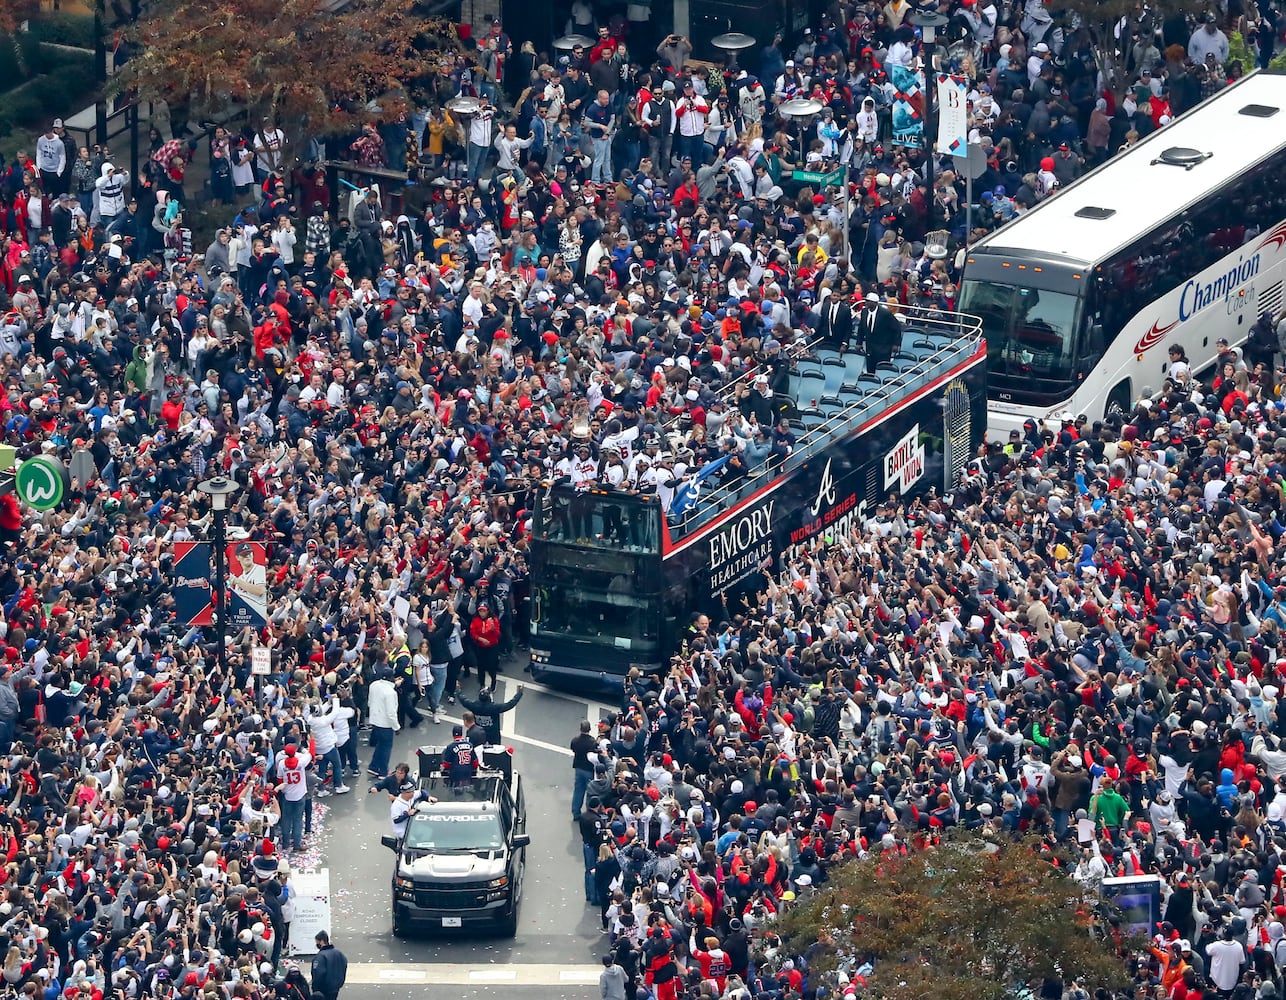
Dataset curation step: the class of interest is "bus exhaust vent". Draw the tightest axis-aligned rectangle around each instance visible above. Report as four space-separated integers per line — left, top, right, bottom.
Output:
1151 147 1212 170
1074 206 1116 220
1240 103 1279 118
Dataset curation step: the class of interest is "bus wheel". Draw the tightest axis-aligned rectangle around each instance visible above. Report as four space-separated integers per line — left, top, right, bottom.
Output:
1106 379 1132 418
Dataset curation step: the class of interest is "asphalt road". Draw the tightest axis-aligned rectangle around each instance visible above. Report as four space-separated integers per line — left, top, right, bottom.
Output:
294 663 619 993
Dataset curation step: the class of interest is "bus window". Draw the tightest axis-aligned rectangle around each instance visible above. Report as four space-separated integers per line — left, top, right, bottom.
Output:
959 281 1082 388
1078 322 1105 370
534 487 659 552
532 563 661 652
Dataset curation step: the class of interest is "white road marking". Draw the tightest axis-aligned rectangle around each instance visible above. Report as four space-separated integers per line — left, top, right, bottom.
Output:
498 678 518 741
468 970 518 982
346 963 601 986
510 675 616 713
375 969 426 981
434 711 573 757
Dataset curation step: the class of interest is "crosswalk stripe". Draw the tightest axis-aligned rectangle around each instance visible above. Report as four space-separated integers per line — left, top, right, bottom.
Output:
498 678 518 741
423 709 573 757
343 962 602 986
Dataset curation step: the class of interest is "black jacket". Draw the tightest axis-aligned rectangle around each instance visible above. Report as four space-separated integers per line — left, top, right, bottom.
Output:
458 689 524 743
816 297 853 346
859 303 901 357
426 612 454 664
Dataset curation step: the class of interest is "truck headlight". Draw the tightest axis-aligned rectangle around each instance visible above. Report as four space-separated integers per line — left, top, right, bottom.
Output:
486 876 508 889
395 877 414 892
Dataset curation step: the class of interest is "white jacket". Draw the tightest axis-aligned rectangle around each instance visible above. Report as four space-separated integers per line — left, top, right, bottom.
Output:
368 677 400 730
305 698 339 753
95 163 130 217
271 226 297 265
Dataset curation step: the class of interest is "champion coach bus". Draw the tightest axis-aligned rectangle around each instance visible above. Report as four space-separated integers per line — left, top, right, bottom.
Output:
959 70 1286 438
526 304 987 691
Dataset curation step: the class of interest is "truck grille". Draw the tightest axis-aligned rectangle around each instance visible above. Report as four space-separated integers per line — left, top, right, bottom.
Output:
414 885 489 909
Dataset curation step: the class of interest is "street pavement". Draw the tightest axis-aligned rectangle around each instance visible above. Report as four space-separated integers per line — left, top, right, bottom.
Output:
299 662 619 994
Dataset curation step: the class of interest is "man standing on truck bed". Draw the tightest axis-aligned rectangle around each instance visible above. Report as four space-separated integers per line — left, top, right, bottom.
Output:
443 725 479 785
457 685 525 745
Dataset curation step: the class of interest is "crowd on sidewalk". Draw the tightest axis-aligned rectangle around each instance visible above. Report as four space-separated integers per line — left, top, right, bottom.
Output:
0 2 1281 1000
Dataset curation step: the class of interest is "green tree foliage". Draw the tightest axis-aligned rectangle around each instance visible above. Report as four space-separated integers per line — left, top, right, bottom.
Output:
1228 31 1286 71
777 836 1129 1000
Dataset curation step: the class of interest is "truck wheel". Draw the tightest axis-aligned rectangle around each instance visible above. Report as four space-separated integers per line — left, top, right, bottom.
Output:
498 908 518 938
392 911 407 938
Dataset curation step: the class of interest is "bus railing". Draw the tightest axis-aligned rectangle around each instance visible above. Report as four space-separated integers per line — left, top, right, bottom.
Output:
665 305 983 539
662 301 976 431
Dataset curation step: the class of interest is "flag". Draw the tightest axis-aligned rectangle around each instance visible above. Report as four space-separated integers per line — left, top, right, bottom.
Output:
669 455 732 519
695 454 733 482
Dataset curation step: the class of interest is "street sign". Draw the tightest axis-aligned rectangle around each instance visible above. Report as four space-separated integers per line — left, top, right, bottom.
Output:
251 647 272 676
14 456 69 511
959 144 989 180
70 449 96 487
792 167 846 186
288 869 332 955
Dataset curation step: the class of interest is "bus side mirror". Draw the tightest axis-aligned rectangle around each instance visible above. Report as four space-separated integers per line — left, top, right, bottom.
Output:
380 835 399 851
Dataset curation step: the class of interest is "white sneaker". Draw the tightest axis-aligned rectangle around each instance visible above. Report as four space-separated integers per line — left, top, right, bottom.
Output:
316 788 331 798
432 710 443 724
334 784 351 794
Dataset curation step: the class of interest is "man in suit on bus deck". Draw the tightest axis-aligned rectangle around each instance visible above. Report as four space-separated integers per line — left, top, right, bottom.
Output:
817 289 854 353
857 292 901 375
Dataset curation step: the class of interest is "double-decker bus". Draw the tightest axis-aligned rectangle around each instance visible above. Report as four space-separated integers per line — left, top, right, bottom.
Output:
959 70 1286 437
526 304 988 691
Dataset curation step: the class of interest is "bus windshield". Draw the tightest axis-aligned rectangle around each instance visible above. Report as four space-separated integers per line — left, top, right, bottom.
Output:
531 560 660 653
958 280 1082 390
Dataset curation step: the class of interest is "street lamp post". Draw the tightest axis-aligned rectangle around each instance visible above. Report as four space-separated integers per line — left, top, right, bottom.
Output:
908 7 949 195
197 475 241 678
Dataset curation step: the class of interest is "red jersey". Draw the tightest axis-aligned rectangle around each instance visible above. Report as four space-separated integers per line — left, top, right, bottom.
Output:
691 943 730 992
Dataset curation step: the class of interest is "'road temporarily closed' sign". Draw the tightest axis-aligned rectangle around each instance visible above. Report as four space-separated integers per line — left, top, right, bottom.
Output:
289 868 332 955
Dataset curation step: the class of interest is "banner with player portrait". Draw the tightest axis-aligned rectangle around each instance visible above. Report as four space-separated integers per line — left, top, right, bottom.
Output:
173 540 269 628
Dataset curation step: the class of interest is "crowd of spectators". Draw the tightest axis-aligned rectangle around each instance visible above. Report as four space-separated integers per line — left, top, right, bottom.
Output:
0 2 1283 1000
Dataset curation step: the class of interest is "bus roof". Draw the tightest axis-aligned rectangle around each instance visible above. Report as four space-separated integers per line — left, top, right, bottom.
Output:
971 70 1286 267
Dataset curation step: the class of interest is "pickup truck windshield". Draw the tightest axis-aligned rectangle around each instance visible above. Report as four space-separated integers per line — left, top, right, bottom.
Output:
404 814 504 851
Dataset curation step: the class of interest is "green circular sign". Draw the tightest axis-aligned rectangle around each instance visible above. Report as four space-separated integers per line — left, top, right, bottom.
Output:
15 456 69 511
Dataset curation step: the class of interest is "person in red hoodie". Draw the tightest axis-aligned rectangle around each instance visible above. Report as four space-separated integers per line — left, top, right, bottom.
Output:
159 389 185 431
254 315 286 361
0 493 21 546
469 603 502 692
671 171 700 208
589 25 617 64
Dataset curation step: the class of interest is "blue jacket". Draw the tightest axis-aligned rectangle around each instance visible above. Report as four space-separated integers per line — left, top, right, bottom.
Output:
310 945 348 995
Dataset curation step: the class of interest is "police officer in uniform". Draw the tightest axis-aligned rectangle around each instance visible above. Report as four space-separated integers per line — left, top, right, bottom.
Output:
392 639 420 729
